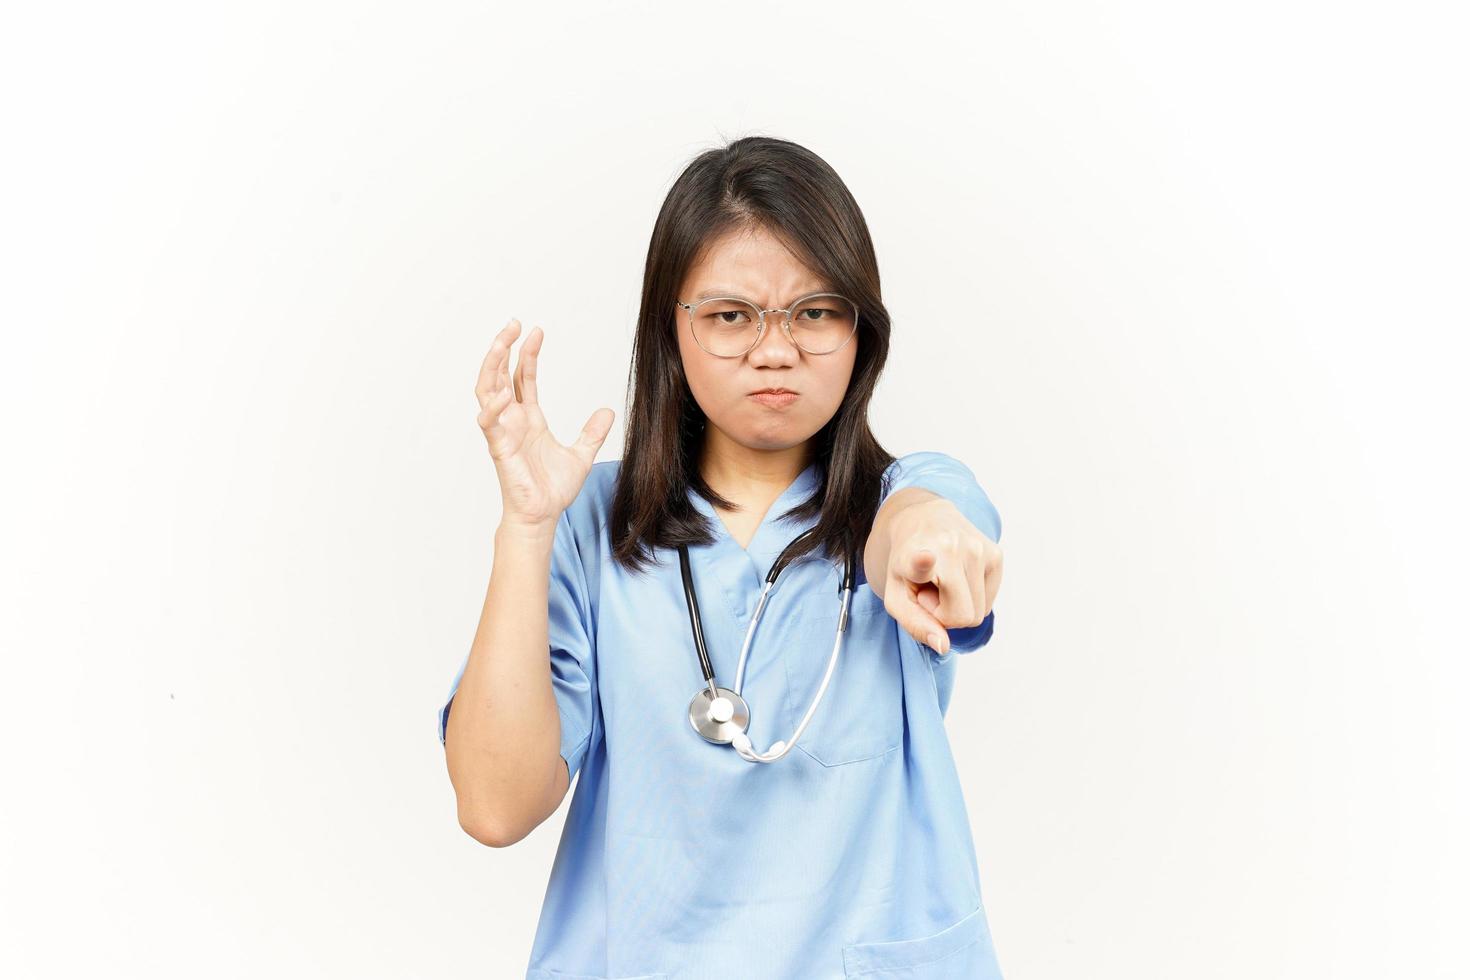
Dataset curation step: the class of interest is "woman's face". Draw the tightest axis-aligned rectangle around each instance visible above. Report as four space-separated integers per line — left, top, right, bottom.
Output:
675 224 858 458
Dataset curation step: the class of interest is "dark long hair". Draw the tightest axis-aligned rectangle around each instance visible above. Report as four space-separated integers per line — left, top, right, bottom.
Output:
609 135 899 576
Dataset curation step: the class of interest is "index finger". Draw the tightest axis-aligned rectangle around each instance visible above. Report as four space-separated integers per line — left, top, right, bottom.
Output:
884 572 951 655
474 318 522 409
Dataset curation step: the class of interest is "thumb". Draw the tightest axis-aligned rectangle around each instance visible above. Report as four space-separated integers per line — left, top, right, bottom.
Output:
571 407 616 465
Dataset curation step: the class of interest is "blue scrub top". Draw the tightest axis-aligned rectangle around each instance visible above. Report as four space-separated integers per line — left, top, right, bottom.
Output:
439 451 1005 979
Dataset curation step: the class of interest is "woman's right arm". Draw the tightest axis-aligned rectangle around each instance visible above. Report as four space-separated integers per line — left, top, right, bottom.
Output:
444 317 614 847
445 516 568 847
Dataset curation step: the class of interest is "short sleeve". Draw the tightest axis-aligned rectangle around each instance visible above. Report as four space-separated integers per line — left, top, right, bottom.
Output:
879 451 1002 658
437 506 601 783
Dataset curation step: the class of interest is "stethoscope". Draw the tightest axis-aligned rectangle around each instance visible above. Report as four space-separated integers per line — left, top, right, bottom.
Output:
676 527 858 764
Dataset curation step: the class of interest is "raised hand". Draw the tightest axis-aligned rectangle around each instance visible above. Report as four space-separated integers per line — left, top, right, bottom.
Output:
475 318 616 529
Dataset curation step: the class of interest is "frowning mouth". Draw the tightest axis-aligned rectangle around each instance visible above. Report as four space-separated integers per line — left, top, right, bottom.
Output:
749 388 798 407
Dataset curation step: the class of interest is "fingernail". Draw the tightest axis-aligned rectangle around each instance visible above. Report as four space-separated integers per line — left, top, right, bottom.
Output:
927 631 945 651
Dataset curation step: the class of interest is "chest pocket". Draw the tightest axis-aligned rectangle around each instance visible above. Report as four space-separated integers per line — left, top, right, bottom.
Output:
781 582 904 767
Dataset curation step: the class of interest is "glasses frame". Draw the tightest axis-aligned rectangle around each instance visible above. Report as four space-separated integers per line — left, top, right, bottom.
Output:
674 291 860 358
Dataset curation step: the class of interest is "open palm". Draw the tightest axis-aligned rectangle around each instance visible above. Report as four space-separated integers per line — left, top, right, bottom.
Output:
475 318 616 527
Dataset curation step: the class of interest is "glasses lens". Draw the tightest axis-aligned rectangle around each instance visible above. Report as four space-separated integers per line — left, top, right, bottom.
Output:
690 298 761 356
789 295 858 354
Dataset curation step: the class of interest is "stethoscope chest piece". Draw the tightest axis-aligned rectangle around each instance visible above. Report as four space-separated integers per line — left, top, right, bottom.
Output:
688 686 750 744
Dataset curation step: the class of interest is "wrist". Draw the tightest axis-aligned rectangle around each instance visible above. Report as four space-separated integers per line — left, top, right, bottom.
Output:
495 516 558 547
880 487 941 540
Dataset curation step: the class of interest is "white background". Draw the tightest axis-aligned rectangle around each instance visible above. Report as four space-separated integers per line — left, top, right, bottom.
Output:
2 1 1466 977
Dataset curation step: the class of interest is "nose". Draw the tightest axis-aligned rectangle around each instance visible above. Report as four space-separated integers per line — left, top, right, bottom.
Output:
747 307 799 363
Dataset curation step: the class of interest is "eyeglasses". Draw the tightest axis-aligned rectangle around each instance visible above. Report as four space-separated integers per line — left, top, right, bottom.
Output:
675 291 860 357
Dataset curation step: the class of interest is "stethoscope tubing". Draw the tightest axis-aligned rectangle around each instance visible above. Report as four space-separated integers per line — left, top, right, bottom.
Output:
678 527 857 764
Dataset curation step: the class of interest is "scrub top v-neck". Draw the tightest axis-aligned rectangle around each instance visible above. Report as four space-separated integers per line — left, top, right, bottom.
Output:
438 451 1005 980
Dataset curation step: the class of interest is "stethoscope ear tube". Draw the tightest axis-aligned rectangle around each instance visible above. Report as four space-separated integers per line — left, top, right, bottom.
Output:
676 543 718 695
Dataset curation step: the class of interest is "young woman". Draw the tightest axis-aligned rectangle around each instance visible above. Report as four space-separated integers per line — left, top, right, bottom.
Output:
440 136 1007 979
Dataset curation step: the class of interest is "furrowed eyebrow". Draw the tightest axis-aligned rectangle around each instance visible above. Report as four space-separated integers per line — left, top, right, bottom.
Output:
693 286 835 303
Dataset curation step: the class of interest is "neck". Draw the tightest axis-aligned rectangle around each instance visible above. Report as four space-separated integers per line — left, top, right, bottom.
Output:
698 429 813 498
